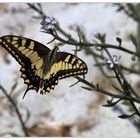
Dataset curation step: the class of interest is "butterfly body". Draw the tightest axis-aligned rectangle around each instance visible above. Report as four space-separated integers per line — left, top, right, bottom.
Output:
42 46 58 76
0 35 88 96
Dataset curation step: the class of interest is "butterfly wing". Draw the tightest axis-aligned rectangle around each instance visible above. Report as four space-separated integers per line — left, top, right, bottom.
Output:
0 35 50 66
0 35 50 92
54 52 88 79
41 52 88 94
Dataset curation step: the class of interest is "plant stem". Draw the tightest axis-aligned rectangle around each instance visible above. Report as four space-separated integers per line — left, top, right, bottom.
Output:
49 32 140 58
0 85 29 136
75 76 140 104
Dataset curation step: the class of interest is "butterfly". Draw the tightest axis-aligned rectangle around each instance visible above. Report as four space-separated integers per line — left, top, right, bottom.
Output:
0 35 88 98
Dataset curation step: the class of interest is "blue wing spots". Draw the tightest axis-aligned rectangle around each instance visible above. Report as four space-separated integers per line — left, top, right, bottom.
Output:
44 81 49 87
27 69 31 72
20 67 40 91
31 77 35 81
52 77 56 82
43 76 58 92
36 77 39 81
29 73 33 77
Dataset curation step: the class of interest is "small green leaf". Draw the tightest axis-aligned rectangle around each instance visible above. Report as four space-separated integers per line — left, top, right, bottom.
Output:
81 86 93 91
37 3 42 10
69 80 79 87
95 33 106 43
118 114 130 119
9 133 20 137
72 47 82 54
116 37 122 47
118 112 136 119
9 81 18 95
32 16 42 19
95 46 102 51
127 4 136 15
103 104 114 107
95 83 100 90
78 32 82 43
24 108 31 124
131 54 136 61
107 98 113 104
112 84 125 95
94 63 105 67
103 99 122 107
115 4 124 12
130 34 137 49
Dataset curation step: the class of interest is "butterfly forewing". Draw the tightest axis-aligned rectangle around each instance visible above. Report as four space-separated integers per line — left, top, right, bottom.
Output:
0 35 50 66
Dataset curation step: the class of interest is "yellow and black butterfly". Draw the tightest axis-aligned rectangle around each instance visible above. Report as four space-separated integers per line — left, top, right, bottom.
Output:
0 35 88 98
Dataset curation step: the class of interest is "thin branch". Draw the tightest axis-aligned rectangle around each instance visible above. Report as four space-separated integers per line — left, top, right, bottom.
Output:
0 85 29 136
49 32 140 58
75 76 140 104
113 69 140 117
27 3 45 17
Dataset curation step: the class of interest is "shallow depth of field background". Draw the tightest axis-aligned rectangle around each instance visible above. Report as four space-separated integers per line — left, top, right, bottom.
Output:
0 3 139 137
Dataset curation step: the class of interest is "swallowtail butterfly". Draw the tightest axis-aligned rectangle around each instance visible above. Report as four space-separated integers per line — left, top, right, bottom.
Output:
0 35 88 97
